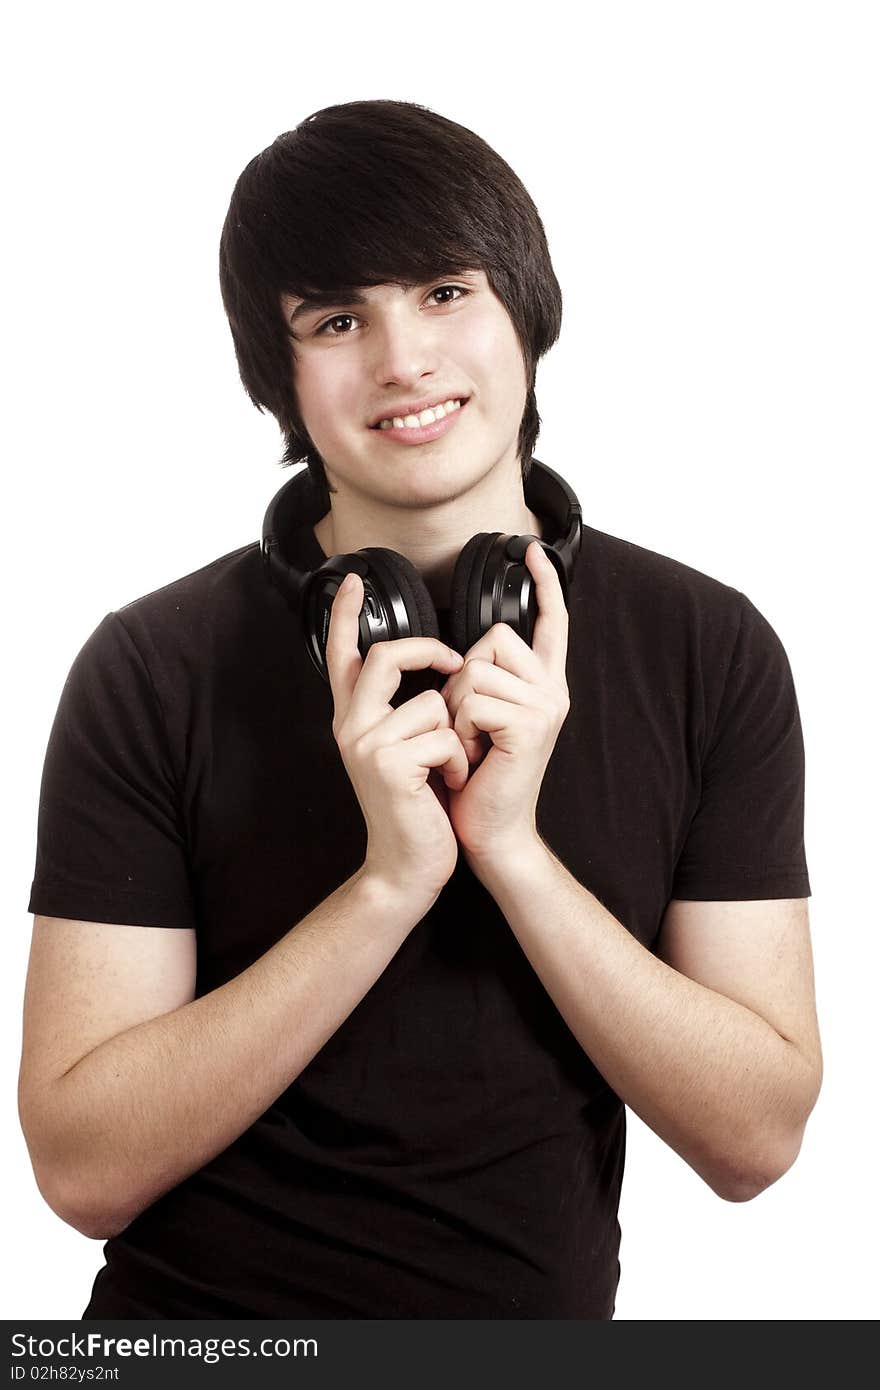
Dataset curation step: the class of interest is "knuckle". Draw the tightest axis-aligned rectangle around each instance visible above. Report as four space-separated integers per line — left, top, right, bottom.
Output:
428 689 450 721
363 641 386 666
349 729 372 762
367 742 394 781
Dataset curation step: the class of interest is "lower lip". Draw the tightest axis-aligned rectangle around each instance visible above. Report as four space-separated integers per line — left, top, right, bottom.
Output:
370 400 468 445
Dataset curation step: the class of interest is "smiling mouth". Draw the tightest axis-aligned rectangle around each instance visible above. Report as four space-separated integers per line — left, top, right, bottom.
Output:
369 398 468 430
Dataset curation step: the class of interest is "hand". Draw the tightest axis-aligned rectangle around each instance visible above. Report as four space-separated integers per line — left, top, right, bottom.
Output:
326 572 470 905
439 542 571 862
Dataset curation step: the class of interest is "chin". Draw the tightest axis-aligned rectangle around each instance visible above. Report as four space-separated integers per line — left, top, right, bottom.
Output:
416 452 493 490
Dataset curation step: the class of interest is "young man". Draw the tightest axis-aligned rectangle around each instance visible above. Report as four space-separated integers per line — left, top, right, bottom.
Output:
19 100 822 1319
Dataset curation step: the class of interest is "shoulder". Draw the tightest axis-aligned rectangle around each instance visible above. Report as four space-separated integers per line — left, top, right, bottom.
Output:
103 541 268 672
576 522 747 653
572 525 801 738
580 521 737 600
59 542 268 722
115 541 263 631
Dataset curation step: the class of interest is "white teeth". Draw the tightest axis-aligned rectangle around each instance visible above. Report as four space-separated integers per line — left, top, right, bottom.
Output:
377 398 462 430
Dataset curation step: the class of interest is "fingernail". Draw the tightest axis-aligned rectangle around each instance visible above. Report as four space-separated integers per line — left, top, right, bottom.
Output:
339 573 356 595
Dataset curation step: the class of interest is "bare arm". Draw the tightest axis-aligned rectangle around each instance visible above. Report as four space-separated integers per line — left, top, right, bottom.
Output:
467 837 822 1202
21 605 467 1243
18 866 427 1240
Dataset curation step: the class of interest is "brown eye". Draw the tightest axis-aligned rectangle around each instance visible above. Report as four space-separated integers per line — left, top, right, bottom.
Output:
315 313 360 337
429 285 470 306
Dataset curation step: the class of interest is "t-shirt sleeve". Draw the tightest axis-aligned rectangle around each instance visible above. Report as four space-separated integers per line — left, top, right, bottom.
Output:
670 591 811 901
27 611 197 929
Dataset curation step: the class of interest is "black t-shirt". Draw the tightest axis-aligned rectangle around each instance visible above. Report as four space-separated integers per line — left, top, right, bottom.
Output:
27 493 810 1319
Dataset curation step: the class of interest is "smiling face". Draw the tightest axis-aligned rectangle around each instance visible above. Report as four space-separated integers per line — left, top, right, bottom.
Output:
280 269 530 512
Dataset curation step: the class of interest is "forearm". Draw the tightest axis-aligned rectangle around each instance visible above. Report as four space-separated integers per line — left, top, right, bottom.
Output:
469 838 817 1200
42 866 424 1239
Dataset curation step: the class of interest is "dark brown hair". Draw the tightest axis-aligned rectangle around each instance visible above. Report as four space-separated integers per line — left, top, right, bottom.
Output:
218 99 562 501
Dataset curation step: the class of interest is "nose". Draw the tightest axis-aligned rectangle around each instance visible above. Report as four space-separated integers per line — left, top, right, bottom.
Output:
370 303 440 389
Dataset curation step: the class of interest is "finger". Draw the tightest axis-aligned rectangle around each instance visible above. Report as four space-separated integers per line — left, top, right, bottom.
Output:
453 692 536 750
441 658 536 718
524 541 569 671
357 688 455 754
458 620 543 684
325 572 365 730
392 727 470 790
348 636 464 736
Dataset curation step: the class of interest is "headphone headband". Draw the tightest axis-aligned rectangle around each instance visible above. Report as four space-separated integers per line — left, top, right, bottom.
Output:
261 456 583 609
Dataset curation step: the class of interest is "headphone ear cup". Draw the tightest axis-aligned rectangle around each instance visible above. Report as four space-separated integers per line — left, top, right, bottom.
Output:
362 547 439 640
357 547 440 709
448 532 498 656
307 548 438 686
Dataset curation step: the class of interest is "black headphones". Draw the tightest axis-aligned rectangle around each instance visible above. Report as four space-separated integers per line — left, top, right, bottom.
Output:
261 457 583 684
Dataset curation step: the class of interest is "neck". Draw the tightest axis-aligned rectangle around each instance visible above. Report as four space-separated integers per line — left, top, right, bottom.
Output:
313 459 544 609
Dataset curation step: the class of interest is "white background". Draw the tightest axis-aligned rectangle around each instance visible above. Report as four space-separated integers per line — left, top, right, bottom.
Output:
4 0 877 1322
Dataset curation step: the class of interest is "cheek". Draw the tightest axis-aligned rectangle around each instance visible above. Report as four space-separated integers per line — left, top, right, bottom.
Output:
292 361 355 436
463 314 527 400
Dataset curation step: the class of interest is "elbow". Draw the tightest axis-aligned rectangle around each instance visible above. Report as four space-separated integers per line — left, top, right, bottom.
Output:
23 1147 128 1241
59 1206 116 1242
19 1128 108 1242
693 1151 774 1204
702 1050 823 1204
35 1156 152 1240
50 1170 136 1240
713 1053 823 1204
61 1191 130 1241
19 1103 136 1241
54 1188 132 1242
711 1116 814 1204
712 1172 771 1204
48 1173 125 1240
708 1158 785 1204
28 1165 112 1240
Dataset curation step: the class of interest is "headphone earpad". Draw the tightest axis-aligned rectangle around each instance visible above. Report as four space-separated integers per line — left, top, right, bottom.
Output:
358 547 441 709
362 546 439 640
448 531 498 656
